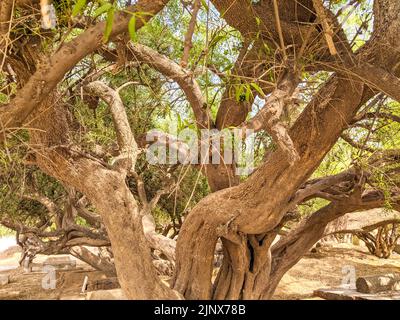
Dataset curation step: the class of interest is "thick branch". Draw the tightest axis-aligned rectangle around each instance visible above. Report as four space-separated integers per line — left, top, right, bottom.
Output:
142 214 176 262
75 204 102 228
134 172 177 262
339 61 400 103
324 209 400 236
291 170 356 205
240 71 300 164
0 0 13 68
0 0 169 134
85 81 137 171
267 189 399 298
69 246 116 275
129 43 212 129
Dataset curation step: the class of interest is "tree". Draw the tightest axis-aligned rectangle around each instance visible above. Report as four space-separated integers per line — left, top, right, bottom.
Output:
323 209 400 258
0 0 400 299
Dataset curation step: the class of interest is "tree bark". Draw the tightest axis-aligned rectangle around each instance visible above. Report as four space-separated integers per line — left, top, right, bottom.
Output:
0 0 169 134
356 274 400 294
173 73 363 299
69 246 116 276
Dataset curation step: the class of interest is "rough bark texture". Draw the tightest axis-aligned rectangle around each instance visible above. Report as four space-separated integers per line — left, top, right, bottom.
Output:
0 0 169 132
1 0 180 299
70 246 116 276
1 0 400 301
356 274 400 294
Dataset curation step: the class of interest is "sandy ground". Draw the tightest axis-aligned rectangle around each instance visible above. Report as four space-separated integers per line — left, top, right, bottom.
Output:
0 245 109 300
0 242 399 299
274 243 400 299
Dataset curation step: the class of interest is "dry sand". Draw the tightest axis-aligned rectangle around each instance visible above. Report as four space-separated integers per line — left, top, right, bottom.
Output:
274 243 400 299
0 243 399 300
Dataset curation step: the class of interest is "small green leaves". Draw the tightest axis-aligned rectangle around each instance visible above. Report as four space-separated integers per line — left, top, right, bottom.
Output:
103 7 115 42
235 85 244 103
94 3 113 17
127 11 153 42
234 83 257 103
129 11 154 42
72 0 87 16
245 84 251 102
208 35 224 49
73 0 116 45
250 82 265 97
200 0 209 12
128 15 137 42
234 84 252 103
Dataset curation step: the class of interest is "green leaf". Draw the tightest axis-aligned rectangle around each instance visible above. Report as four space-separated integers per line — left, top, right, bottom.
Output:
94 3 112 17
128 15 137 42
250 82 265 97
135 11 154 25
245 84 252 102
235 84 244 102
222 63 233 72
177 113 183 131
263 43 271 55
72 0 87 16
103 7 115 43
200 0 209 12
209 35 224 49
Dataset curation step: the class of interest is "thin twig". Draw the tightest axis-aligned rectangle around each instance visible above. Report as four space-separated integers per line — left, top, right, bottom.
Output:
272 0 287 60
181 0 201 68
312 0 338 55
